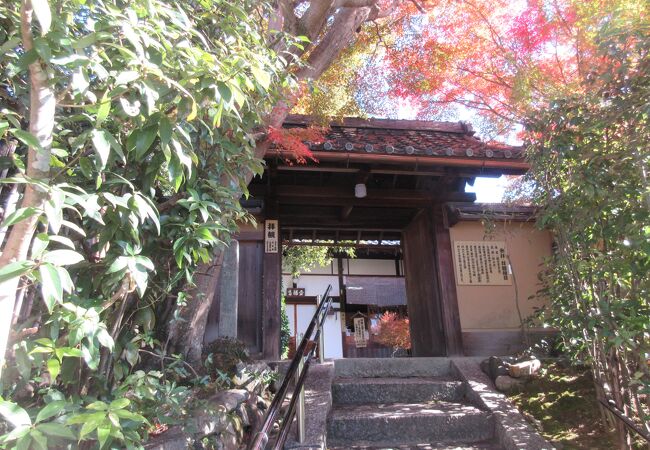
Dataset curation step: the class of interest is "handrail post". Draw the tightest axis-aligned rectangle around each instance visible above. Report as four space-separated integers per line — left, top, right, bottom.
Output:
296 356 306 443
318 322 325 364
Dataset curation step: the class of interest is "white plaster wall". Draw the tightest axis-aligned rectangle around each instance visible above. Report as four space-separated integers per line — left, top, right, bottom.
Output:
347 258 396 275
283 274 340 297
287 304 342 359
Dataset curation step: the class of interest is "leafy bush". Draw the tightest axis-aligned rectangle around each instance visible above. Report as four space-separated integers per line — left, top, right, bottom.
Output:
525 14 650 446
372 312 411 356
0 0 298 447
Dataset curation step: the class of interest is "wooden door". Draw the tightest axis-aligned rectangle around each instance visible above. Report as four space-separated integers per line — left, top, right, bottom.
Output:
237 241 264 353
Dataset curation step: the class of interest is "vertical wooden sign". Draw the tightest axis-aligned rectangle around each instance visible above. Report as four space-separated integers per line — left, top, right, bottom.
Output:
353 317 368 348
264 220 278 253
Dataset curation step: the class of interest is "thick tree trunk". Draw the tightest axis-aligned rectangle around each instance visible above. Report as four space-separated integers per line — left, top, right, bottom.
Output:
0 0 55 378
167 251 225 366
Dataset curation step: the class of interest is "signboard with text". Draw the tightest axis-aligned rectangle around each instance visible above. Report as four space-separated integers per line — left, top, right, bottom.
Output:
353 317 368 348
264 220 278 253
453 241 511 286
286 287 305 296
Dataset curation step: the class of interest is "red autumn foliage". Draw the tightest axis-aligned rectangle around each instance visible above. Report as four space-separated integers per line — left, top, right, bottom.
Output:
267 126 326 164
372 311 411 351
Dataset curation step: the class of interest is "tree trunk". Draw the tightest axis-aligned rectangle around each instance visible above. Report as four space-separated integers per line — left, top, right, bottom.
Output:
0 0 55 378
166 251 225 366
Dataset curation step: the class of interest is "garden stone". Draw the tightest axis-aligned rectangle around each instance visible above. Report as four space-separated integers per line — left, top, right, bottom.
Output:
220 424 239 450
495 375 526 392
233 361 271 390
481 356 513 381
209 389 250 412
509 358 541 378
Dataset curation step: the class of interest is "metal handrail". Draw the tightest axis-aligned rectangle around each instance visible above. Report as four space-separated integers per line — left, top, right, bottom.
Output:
599 398 650 443
247 284 333 450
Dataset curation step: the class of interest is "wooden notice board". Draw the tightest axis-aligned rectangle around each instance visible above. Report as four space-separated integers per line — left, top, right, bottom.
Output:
453 241 511 286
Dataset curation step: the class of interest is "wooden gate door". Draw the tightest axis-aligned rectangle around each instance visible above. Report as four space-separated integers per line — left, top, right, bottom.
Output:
237 241 264 354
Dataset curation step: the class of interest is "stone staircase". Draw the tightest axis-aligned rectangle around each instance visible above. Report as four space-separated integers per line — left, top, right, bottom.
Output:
326 359 500 449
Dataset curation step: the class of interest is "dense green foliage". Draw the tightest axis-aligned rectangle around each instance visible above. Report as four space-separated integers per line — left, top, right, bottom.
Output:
0 0 298 447
282 244 355 279
525 15 650 445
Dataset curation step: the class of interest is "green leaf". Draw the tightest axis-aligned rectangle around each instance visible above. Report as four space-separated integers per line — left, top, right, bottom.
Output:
32 234 49 259
35 423 76 440
35 401 67 423
49 235 75 249
252 65 271 90
115 71 139 86
11 129 42 151
79 157 93 178
1 206 40 228
96 92 111 128
72 32 98 50
42 249 84 266
44 195 64 234
108 398 129 410
119 97 141 116
112 409 146 423
0 261 36 283
97 425 110 449
47 358 60 382
91 129 111 169
31 0 52 35
86 401 108 411
217 81 232 103
39 263 62 312
30 430 48 450
95 327 114 350
79 414 104 438
0 425 30 444
134 126 158 160
159 116 172 148
0 400 32 428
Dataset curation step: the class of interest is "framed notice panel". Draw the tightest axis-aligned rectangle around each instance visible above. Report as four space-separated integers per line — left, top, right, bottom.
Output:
264 220 278 253
453 241 511 286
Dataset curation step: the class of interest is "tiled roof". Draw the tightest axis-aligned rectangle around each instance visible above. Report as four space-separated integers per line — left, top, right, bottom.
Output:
282 115 525 161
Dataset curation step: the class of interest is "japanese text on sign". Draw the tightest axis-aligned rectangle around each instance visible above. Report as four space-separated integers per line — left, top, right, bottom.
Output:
453 241 511 286
264 220 278 253
353 317 368 348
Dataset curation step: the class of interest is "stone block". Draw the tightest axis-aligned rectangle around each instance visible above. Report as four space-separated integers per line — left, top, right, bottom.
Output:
509 359 541 378
495 375 526 392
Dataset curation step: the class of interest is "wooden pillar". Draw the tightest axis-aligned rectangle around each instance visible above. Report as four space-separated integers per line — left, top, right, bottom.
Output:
402 209 446 356
402 205 464 356
432 204 463 356
262 198 281 360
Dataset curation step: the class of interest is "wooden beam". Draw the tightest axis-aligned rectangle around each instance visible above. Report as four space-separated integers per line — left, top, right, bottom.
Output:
271 150 529 172
273 164 505 179
250 184 476 208
340 205 354 220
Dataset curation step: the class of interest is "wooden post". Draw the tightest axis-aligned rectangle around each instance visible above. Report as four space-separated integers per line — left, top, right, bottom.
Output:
432 204 464 356
402 210 446 356
262 198 282 360
402 205 464 356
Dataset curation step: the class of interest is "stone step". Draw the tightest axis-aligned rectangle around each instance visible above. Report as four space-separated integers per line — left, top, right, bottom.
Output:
327 401 494 446
333 377 466 405
334 357 453 378
328 440 502 449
